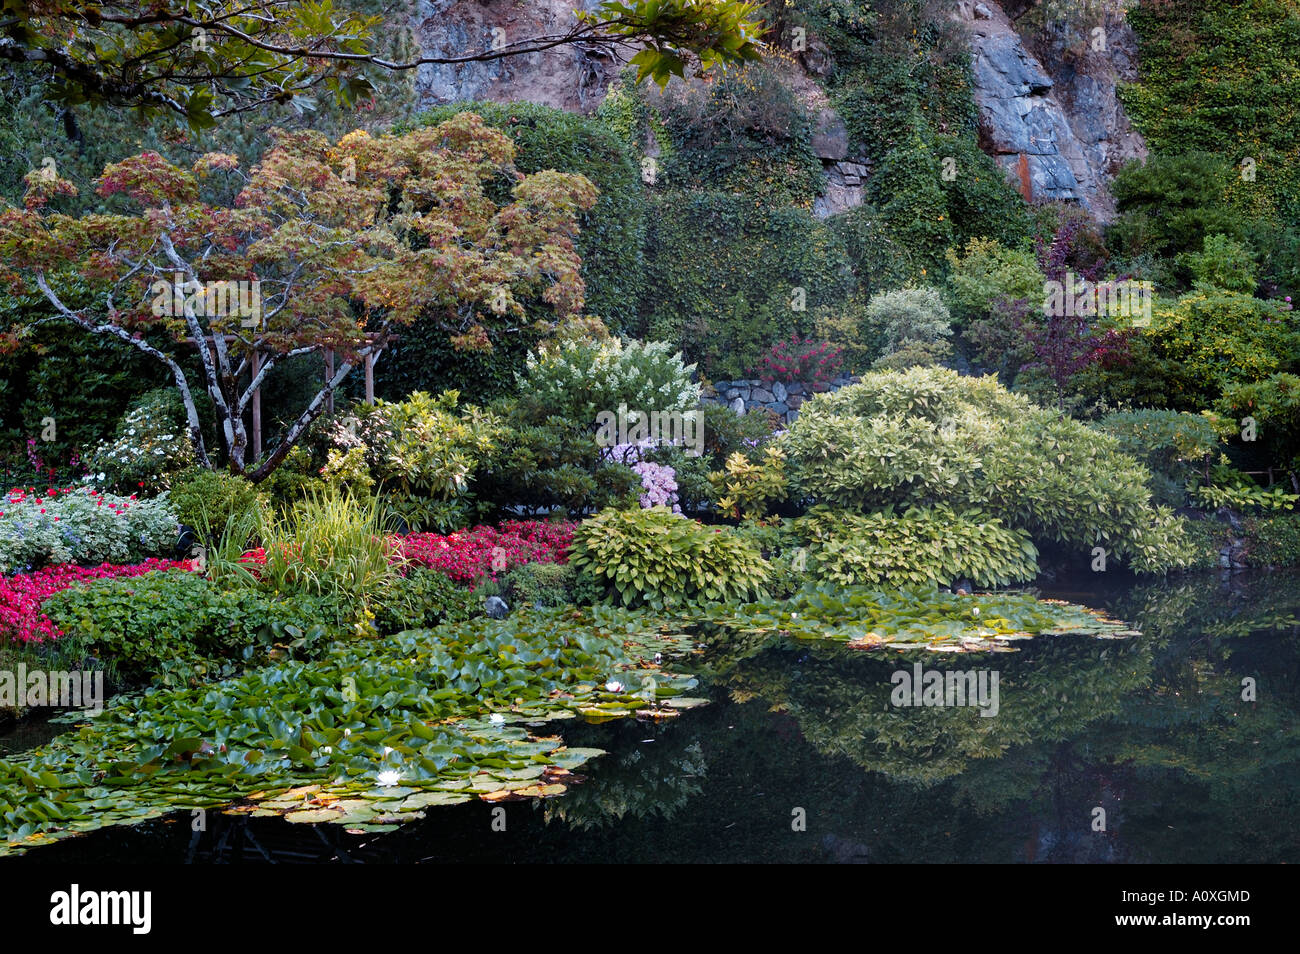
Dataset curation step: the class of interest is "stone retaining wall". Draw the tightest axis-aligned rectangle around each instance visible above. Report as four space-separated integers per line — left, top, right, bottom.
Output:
699 374 862 423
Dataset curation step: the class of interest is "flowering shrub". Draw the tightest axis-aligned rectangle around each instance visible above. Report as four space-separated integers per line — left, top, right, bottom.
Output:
631 460 681 511
602 441 681 511
399 520 575 583
520 337 700 425
755 335 843 387
87 389 196 495
0 486 178 573
0 558 194 643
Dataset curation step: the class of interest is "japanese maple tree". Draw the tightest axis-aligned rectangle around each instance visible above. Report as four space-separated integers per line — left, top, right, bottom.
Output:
0 111 598 480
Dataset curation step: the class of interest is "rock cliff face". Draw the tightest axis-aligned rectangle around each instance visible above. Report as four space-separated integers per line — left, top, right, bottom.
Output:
412 0 623 112
410 0 1144 222
956 0 1145 220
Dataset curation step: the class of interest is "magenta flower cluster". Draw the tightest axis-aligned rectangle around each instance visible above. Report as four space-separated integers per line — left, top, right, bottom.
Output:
603 441 680 512
632 460 681 512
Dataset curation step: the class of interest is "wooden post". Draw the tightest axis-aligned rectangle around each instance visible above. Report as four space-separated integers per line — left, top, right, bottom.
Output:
325 349 335 415
364 351 375 405
251 350 263 460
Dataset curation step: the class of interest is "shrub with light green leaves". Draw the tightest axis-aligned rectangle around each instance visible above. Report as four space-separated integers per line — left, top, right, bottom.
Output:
1094 409 1226 507
321 391 502 531
864 286 954 370
780 367 1195 573
570 506 769 609
794 505 1039 589
1145 288 1300 408
519 337 699 426
944 237 1046 325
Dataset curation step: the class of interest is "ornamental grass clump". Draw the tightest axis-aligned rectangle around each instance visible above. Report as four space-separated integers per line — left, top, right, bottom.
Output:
258 490 400 615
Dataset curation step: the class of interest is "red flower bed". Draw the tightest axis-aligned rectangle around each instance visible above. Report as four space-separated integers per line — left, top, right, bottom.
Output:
398 520 575 583
0 558 195 644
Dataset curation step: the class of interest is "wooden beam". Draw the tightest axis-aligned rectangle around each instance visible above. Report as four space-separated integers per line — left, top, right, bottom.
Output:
250 350 263 460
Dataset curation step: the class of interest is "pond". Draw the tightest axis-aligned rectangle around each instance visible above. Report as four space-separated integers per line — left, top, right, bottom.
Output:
4 571 1297 864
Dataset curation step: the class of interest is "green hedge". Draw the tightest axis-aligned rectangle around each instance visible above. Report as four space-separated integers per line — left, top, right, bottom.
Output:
639 191 854 378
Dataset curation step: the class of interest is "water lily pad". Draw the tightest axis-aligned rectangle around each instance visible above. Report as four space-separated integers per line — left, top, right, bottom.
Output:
285 808 341 824
663 697 708 709
400 791 472 809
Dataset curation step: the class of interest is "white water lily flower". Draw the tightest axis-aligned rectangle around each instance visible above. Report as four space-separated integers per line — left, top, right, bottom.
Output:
382 746 394 756
605 680 625 693
971 606 981 616
489 713 506 725
376 769 402 787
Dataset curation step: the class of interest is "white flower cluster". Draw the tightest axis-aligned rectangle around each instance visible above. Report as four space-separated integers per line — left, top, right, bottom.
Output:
522 338 700 422
87 393 195 493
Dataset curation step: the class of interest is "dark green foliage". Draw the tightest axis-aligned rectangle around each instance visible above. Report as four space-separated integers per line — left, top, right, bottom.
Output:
1109 153 1243 276
829 207 919 298
1122 0 1300 242
869 117 954 276
374 568 478 633
369 323 539 407
1245 513 1300 567
656 60 825 207
0 284 167 481
168 468 266 536
42 570 345 686
1216 373 1300 470
729 518 808 598
640 191 854 377
1094 410 1223 508
474 402 639 518
937 132 1033 250
501 561 576 609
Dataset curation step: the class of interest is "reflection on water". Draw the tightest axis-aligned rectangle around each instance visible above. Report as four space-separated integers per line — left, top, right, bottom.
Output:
6 572 1299 863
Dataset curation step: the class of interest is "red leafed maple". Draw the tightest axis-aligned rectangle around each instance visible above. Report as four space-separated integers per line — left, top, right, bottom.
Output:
0 113 599 481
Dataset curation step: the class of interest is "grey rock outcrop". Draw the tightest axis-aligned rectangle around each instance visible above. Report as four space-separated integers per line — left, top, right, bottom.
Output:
413 0 620 112
955 0 1145 220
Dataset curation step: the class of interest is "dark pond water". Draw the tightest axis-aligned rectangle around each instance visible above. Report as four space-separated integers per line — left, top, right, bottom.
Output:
5 571 1299 863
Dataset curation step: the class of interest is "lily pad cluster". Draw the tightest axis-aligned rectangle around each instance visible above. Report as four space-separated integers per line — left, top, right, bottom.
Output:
683 585 1139 652
0 608 701 856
